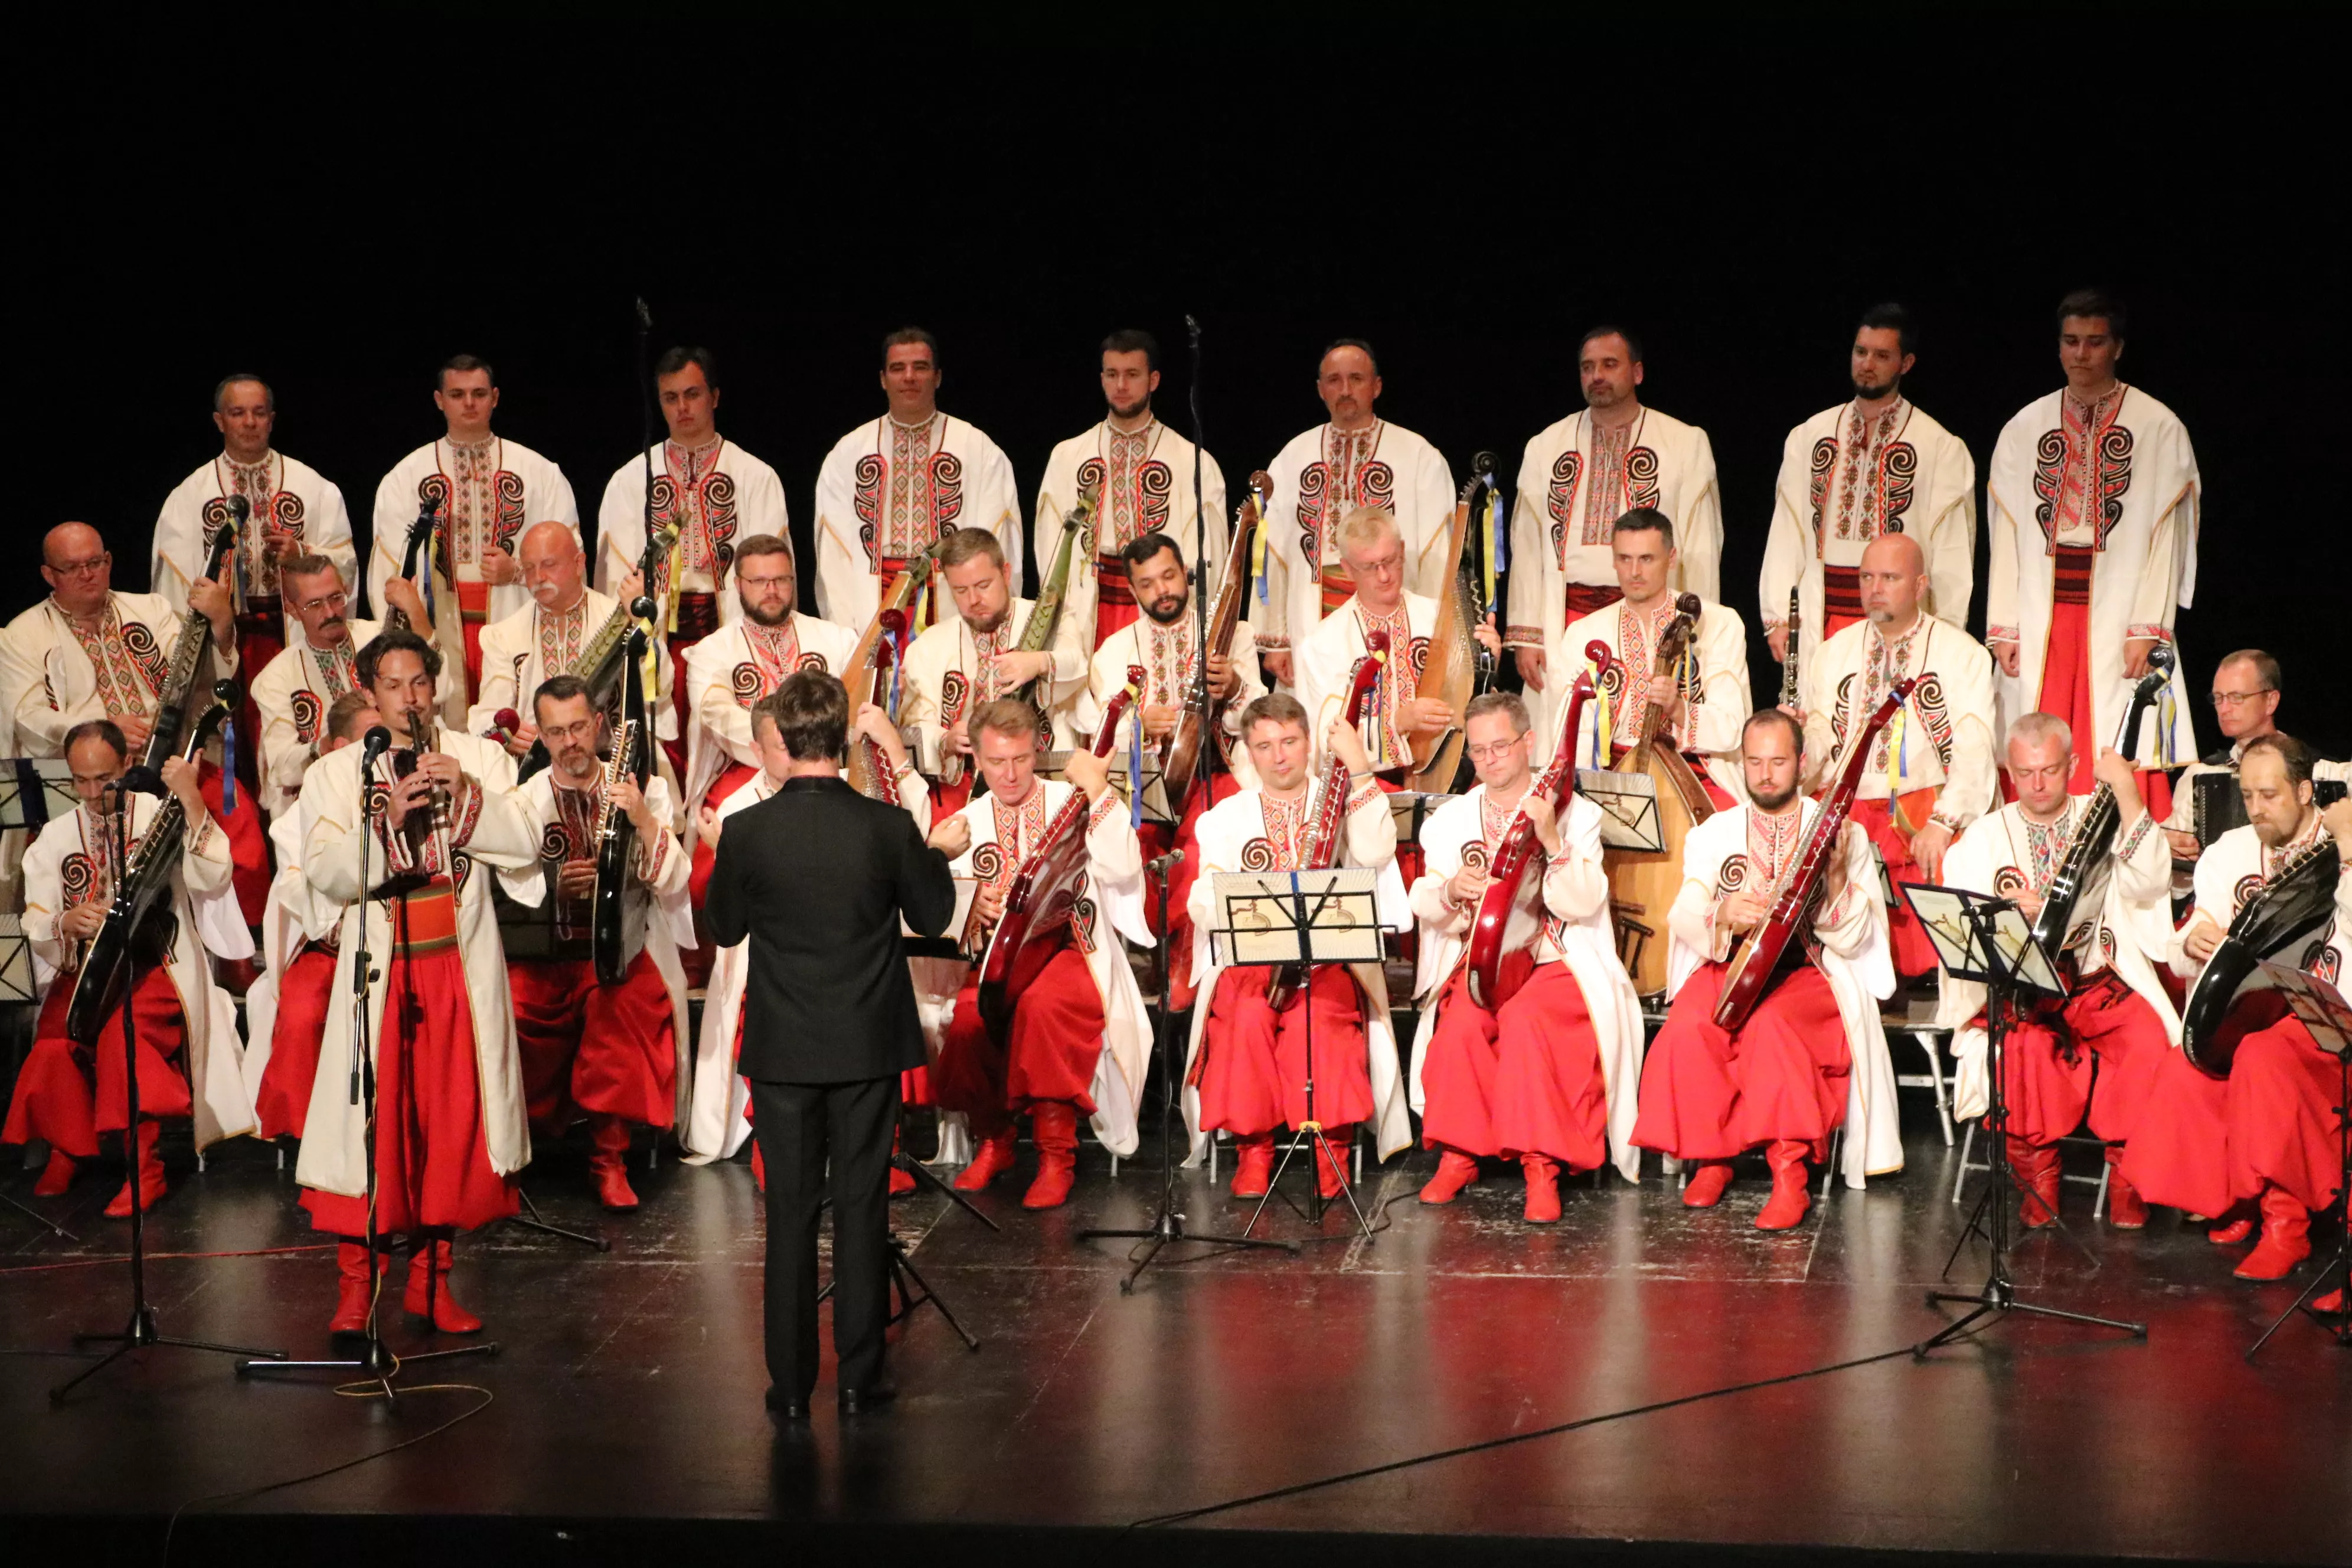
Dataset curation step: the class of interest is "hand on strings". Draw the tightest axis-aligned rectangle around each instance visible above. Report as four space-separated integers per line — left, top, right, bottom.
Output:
608 775 658 837
557 860 599 900
1064 747 1112 802
2092 745 2145 818
158 756 207 821
854 703 909 770
1767 623 1790 665
1206 651 1238 699
1777 702 1807 726
1820 840 1851 911
383 577 429 629
1472 614 1503 659
1645 673 1684 725
927 815 972 858
1327 713 1374 779
1446 860 1489 909
1718 888 1772 934
1141 704 1180 743
1513 645 1546 691
479 545 520 586
1518 793 1562 858
616 567 647 606
115 712 155 754
974 881 1007 929
1407 695 1456 736
2182 916 2224 965
60 903 107 941
1262 649 1294 688
188 576 234 642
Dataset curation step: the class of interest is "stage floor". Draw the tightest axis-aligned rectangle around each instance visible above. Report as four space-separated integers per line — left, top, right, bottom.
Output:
2 1099 2346 1567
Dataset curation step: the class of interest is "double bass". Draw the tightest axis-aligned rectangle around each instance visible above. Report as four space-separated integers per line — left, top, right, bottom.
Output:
975 672 1139 1040
1465 651 1599 1009
1266 634 1389 1010
1595 593 1716 997
1404 453 1497 793
1161 471 1268 803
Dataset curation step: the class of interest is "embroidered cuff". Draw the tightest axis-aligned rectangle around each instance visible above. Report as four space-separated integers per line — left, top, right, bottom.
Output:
1345 781 1384 814
186 814 219 857
2125 623 2174 643
447 780 484 848
2116 813 2155 860
1504 625 1543 649
1087 791 1121 829
1985 625 2019 645
638 829 670 883
1254 634 1290 652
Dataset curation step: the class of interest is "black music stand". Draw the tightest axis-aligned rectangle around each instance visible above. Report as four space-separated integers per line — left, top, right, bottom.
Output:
1212 868 1385 1243
1899 884 2145 1354
2244 962 2351 1358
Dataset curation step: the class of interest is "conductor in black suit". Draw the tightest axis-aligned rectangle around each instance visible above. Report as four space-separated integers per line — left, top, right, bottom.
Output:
706 670 957 1417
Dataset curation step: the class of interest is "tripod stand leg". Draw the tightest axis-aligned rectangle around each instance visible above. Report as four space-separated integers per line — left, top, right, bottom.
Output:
1313 1129 1378 1244
1941 1182 1994 1280
2245 1242 2351 1360
3 1189 74 1239
890 1249 981 1351
899 1151 1001 1231
505 1188 611 1251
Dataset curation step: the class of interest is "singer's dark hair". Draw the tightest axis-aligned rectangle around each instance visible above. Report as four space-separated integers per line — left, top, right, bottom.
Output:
2239 732 2315 788
882 327 940 370
1743 707 1805 754
1240 692 1310 735
357 627 443 687
1120 531 1184 573
438 353 495 388
2056 289 2128 339
735 533 793 566
655 345 719 390
281 553 340 586
1613 507 1677 551
533 674 596 721
1857 302 1916 358
970 698 1041 744
213 373 275 414
325 690 377 745
766 670 850 762
1580 324 1645 364
1101 329 1160 372
1321 338 1378 375
1465 690 1533 737
63 719 129 762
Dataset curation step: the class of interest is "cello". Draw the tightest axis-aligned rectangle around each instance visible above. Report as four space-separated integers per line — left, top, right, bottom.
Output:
1595 593 1716 997
1465 649 1599 1009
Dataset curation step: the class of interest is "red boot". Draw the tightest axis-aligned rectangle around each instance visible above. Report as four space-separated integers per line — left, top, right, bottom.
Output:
2208 1208 2255 1246
1681 1161 1734 1208
1755 1141 1812 1231
331 1242 377 1335
1022 1103 1079 1210
2313 1288 2346 1315
888 1128 916 1197
2103 1145 2147 1229
587 1115 640 1211
1418 1149 1480 1205
103 1121 168 1219
953 1125 1018 1192
1230 1132 1276 1198
33 1148 77 1197
404 1238 485 1333
2233 1185 2312 1281
2008 1136 2061 1229
1520 1154 1562 1224
1316 1125 1355 1200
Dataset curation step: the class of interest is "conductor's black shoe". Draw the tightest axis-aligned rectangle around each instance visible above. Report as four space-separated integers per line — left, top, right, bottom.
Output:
766 1386 812 1420
837 1381 898 1415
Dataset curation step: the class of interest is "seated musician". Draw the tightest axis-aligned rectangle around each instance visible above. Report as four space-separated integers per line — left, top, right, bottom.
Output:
1933 713 2176 1229
900 528 1089 816
1632 709 1902 1229
501 675 692 1212
468 521 670 763
2158 651 2351 900
1184 693 1413 1201
1554 507 1750 807
248 557 413 822
930 698 1150 1208
247 690 380 1141
1795 533 1998 981
1408 692 1645 1221
2 720 253 1214
294 628 541 1335
2125 735 2350 1290
1080 529 1263 1008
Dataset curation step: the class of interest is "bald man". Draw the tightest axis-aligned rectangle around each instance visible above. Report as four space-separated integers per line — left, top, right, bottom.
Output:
1792 532 1998 979
468 521 673 759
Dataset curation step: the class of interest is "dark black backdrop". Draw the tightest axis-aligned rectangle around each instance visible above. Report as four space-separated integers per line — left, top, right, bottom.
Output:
22 21 2346 756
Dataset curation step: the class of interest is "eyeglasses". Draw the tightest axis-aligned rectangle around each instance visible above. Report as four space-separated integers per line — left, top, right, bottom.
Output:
294 590 349 616
47 553 110 579
739 573 792 591
1466 740 1525 762
2210 688 2275 708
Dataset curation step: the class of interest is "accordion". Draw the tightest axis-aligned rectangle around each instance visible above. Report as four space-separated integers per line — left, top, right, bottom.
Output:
2189 769 2248 854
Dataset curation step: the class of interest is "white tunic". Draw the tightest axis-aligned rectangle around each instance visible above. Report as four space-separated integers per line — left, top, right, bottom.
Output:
1255 421 1453 655
1078 613 1266 803
898 599 1087 772
1665 802 1903 1186
1985 385 2200 765
22 794 254 1148
679 611 860 818
467 587 676 743
1407 784 1646 1180
594 438 791 622
811 413 1022 632
249 619 382 821
1934 797 2177 1121
1758 397 1976 636
1034 419 1228 648
367 436 580 630
2171 818 2347 987
1554 594 1752 804
152 450 357 638
1293 591 1439 776
1799 613 1998 828
0 591 237 759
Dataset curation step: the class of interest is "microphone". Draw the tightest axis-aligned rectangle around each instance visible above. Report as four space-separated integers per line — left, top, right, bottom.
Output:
362 726 394 761
1147 848 1186 877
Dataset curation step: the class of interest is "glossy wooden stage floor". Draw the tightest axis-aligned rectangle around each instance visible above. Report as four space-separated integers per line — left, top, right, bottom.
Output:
2 1101 2345 1567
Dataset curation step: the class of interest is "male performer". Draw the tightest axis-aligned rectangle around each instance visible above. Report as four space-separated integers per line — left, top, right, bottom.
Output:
1034 329 1229 648
501 675 692 1211
0 523 268 925
1 721 253 1213
249 556 413 820
153 374 357 762
1255 340 1454 684
811 328 1023 633
932 698 1151 1207
1935 714 2178 1227
1183 694 1414 1198
369 354 580 704
244 691 378 1141
595 346 791 667
2125 736 2350 1283
1508 326 1722 739
899 528 1087 813
1408 693 1645 1221
706 670 957 1418
2159 651 2350 894
1986 291 2199 802
295 628 540 1335
1632 710 1902 1227
1077 530 1261 1008
1759 305 1977 656
1795 533 1998 978
1556 508 1751 807
468 521 669 759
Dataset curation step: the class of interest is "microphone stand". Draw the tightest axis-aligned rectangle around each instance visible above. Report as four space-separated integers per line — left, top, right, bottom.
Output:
52 781 284 1402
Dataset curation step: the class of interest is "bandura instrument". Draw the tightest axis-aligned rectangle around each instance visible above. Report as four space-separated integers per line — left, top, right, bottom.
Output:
1161 469 1269 803
1597 592 1716 997
2181 831 2341 1077
1713 678 1916 1031
1007 475 1102 721
1404 453 1497 792
1465 650 1599 1009
1266 633 1389 1010
1778 587 1801 710
384 501 437 631
591 616 655 985
846 542 948 802
387 495 471 726
68 682 237 1046
974 672 1139 1041
2026 644 2175 960
139 515 240 775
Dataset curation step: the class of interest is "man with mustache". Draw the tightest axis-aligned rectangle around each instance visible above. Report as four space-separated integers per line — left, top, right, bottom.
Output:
250 556 425 820
468 521 671 763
